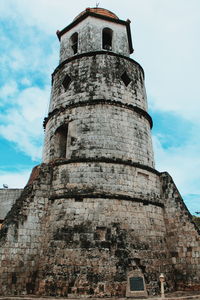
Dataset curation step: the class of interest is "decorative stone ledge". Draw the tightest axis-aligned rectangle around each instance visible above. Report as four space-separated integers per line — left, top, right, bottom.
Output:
51 157 159 175
52 51 143 78
49 192 164 208
43 99 153 129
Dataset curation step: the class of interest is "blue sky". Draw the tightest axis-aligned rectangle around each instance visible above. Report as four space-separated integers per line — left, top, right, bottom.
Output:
0 0 200 215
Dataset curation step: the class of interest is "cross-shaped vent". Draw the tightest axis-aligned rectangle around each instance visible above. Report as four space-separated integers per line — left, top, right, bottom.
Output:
62 74 71 90
121 71 131 87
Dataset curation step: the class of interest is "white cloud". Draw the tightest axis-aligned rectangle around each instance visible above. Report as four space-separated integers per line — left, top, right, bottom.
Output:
0 81 18 103
0 169 30 188
0 17 58 90
0 4 59 163
131 1 200 122
3 37 58 81
0 0 86 34
153 134 200 195
21 78 31 86
10 49 26 71
0 86 50 160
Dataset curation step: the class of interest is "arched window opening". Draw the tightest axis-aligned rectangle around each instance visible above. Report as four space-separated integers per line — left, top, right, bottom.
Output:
70 32 78 54
102 28 113 50
55 124 68 158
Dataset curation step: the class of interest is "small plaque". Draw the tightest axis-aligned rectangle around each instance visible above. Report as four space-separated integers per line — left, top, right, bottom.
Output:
130 276 144 291
126 270 147 298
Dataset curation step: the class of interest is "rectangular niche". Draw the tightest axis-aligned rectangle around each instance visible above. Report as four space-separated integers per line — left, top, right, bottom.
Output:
137 171 149 184
55 124 68 158
95 227 107 241
126 270 147 298
137 171 149 179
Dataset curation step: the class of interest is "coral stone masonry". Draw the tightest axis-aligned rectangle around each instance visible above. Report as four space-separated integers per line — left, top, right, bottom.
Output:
0 7 200 298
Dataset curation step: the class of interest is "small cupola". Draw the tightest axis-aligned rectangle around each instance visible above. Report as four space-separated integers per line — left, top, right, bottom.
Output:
57 7 133 63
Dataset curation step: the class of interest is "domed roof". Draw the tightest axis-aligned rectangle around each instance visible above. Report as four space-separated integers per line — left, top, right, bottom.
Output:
74 7 119 21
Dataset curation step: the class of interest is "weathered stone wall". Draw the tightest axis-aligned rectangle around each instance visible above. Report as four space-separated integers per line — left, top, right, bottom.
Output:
59 16 130 62
43 104 154 167
37 195 172 297
161 172 200 291
0 164 170 296
0 165 51 295
50 162 160 202
44 53 153 168
0 189 23 221
0 165 200 296
49 54 146 113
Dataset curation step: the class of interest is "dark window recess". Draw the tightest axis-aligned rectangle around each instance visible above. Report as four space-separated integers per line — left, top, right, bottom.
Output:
75 197 83 202
71 32 78 54
12 273 17 284
121 71 131 86
99 284 105 292
55 124 68 158
102 28 113 50
62 74 71 90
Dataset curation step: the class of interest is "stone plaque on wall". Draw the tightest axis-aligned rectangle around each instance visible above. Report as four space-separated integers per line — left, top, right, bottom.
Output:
130 276 144 291
126 270 147 298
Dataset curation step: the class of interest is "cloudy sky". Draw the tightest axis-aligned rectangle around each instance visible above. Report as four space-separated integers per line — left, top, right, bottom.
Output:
0 0 200 214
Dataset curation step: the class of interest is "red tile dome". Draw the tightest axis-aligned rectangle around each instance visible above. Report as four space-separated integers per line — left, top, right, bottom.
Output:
74 7 119 21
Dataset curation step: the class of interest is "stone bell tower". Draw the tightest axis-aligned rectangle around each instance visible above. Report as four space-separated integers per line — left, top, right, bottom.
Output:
1 7 200 298
43 7 154 170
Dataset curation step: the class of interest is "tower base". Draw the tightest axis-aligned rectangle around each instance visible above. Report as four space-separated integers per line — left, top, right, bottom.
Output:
0 163 200 297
